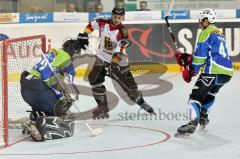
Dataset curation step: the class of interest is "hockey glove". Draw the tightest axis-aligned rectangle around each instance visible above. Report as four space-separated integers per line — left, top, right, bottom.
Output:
77 33 89 50
112 52 123 64
182 68 195 83
175 51 193 67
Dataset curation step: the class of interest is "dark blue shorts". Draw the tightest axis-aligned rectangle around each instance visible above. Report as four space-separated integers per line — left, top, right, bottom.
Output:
20 71 58 116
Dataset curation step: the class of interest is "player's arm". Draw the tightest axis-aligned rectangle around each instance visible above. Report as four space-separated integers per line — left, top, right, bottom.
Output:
112 26 129 63
78 18 109 50
182 31 209 83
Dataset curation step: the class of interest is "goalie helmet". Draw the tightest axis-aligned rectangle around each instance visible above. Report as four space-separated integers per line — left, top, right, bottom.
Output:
62 39 81 57
199 8 216 24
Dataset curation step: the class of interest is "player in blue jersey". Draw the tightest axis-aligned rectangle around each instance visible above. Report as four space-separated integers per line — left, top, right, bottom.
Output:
20 39 81 141
174 8 233 137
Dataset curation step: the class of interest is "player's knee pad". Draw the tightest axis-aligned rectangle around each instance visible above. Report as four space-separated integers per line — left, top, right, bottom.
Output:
35 116 75 140
188 99 201 120
190 89 206 104
201 93 215 110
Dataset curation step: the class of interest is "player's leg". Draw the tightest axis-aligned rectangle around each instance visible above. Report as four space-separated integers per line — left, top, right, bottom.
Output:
176 73 216 136
109 63 155 114
199 74 232 128
88 57 109 119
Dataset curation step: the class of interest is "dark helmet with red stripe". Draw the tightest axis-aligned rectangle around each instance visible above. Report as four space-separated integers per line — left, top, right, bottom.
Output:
112 7 125 16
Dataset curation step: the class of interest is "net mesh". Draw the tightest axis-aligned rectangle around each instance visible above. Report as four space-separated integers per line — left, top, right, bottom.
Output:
0 35 45 147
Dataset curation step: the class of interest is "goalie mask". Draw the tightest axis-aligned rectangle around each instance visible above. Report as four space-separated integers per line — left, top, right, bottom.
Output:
62 39 81 57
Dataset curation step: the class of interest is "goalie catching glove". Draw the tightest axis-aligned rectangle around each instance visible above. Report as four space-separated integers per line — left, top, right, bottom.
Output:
175 51 193 67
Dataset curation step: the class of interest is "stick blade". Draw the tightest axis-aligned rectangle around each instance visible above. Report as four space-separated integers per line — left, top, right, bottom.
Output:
92 128 103 136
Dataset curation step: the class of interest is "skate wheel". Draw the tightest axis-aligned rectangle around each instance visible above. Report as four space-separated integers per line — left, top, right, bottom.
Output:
174 132 190 138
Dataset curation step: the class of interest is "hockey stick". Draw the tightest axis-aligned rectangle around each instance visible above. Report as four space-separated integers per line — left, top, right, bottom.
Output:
37 47 103 137
164 16 180 52
165 16 189 68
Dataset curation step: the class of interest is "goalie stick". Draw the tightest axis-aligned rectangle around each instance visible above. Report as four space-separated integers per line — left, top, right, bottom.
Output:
38 47 103 137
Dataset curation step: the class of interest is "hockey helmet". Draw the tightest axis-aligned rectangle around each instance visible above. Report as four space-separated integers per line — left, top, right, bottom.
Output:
199 8 216 24
112 7 125 16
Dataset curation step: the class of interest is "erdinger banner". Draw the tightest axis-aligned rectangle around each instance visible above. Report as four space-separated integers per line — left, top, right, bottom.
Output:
125 22 240 64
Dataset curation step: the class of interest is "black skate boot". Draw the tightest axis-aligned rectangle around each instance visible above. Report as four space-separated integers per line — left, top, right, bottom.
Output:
92 107 110 120
175 119 199 138
199 108 209 131
136 96 156 115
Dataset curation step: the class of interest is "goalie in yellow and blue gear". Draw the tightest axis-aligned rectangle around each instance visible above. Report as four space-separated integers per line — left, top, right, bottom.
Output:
20 39 81 141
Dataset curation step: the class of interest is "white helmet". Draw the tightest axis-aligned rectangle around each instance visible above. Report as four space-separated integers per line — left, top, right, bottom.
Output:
199 8 216 23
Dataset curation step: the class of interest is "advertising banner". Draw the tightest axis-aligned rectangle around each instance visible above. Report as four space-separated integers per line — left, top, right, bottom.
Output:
89 12 112 20
125 21 240 63
0 13 19 23
54 12 88 22
125 11 161 21
162 10 190 19
237 9 240 18
191 9 236 19
1 20 239 64
20 13 53 23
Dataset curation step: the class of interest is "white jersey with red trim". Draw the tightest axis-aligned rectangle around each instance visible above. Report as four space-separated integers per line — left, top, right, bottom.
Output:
85 18 128 63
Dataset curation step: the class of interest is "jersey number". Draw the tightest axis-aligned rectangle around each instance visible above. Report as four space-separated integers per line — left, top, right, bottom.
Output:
219 42 228 58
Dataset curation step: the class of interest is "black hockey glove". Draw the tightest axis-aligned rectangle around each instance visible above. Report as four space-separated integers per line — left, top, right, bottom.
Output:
77 33 89 50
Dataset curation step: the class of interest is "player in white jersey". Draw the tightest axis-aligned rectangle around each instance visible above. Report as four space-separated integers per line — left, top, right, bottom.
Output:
77 7 156 119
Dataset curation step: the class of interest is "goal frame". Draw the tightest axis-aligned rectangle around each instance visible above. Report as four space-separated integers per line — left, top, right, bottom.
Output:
1 35 46 147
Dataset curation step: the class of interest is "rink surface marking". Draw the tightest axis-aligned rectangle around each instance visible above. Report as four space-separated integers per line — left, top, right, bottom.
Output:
0 124 170 156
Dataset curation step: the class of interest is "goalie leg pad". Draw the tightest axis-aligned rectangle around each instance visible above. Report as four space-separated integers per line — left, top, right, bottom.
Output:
36 116 75 140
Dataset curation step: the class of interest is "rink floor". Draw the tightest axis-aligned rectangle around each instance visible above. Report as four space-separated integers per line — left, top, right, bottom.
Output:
0 72 239 159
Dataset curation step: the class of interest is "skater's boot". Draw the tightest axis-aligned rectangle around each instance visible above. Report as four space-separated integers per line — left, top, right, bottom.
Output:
199 108 209 130
93 106 109 119
136 95 156 115
22 120 44 141
176 119 199 137
92 86 110 119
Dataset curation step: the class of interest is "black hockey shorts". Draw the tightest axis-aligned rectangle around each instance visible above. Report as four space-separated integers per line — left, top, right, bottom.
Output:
20 71 59 116
190 73 232 104
88 57 141 101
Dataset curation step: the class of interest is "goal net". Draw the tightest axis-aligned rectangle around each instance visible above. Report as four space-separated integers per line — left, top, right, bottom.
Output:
0 35 46 148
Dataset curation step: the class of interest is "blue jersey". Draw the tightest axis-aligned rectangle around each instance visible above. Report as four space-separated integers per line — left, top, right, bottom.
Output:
192 25 233 76
31 48 75 99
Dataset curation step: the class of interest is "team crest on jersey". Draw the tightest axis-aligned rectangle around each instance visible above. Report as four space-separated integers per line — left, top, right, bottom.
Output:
104 36 117 55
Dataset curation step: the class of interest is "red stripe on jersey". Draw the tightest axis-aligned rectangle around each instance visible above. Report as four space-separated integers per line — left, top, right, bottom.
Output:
117 31 122 41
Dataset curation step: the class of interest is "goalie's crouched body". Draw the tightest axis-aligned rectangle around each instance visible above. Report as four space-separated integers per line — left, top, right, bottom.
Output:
20 39 81 141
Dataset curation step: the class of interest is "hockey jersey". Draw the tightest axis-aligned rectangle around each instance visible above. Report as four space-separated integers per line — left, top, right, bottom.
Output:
192 24 233 76
84 18 128 63
31 48 75 99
